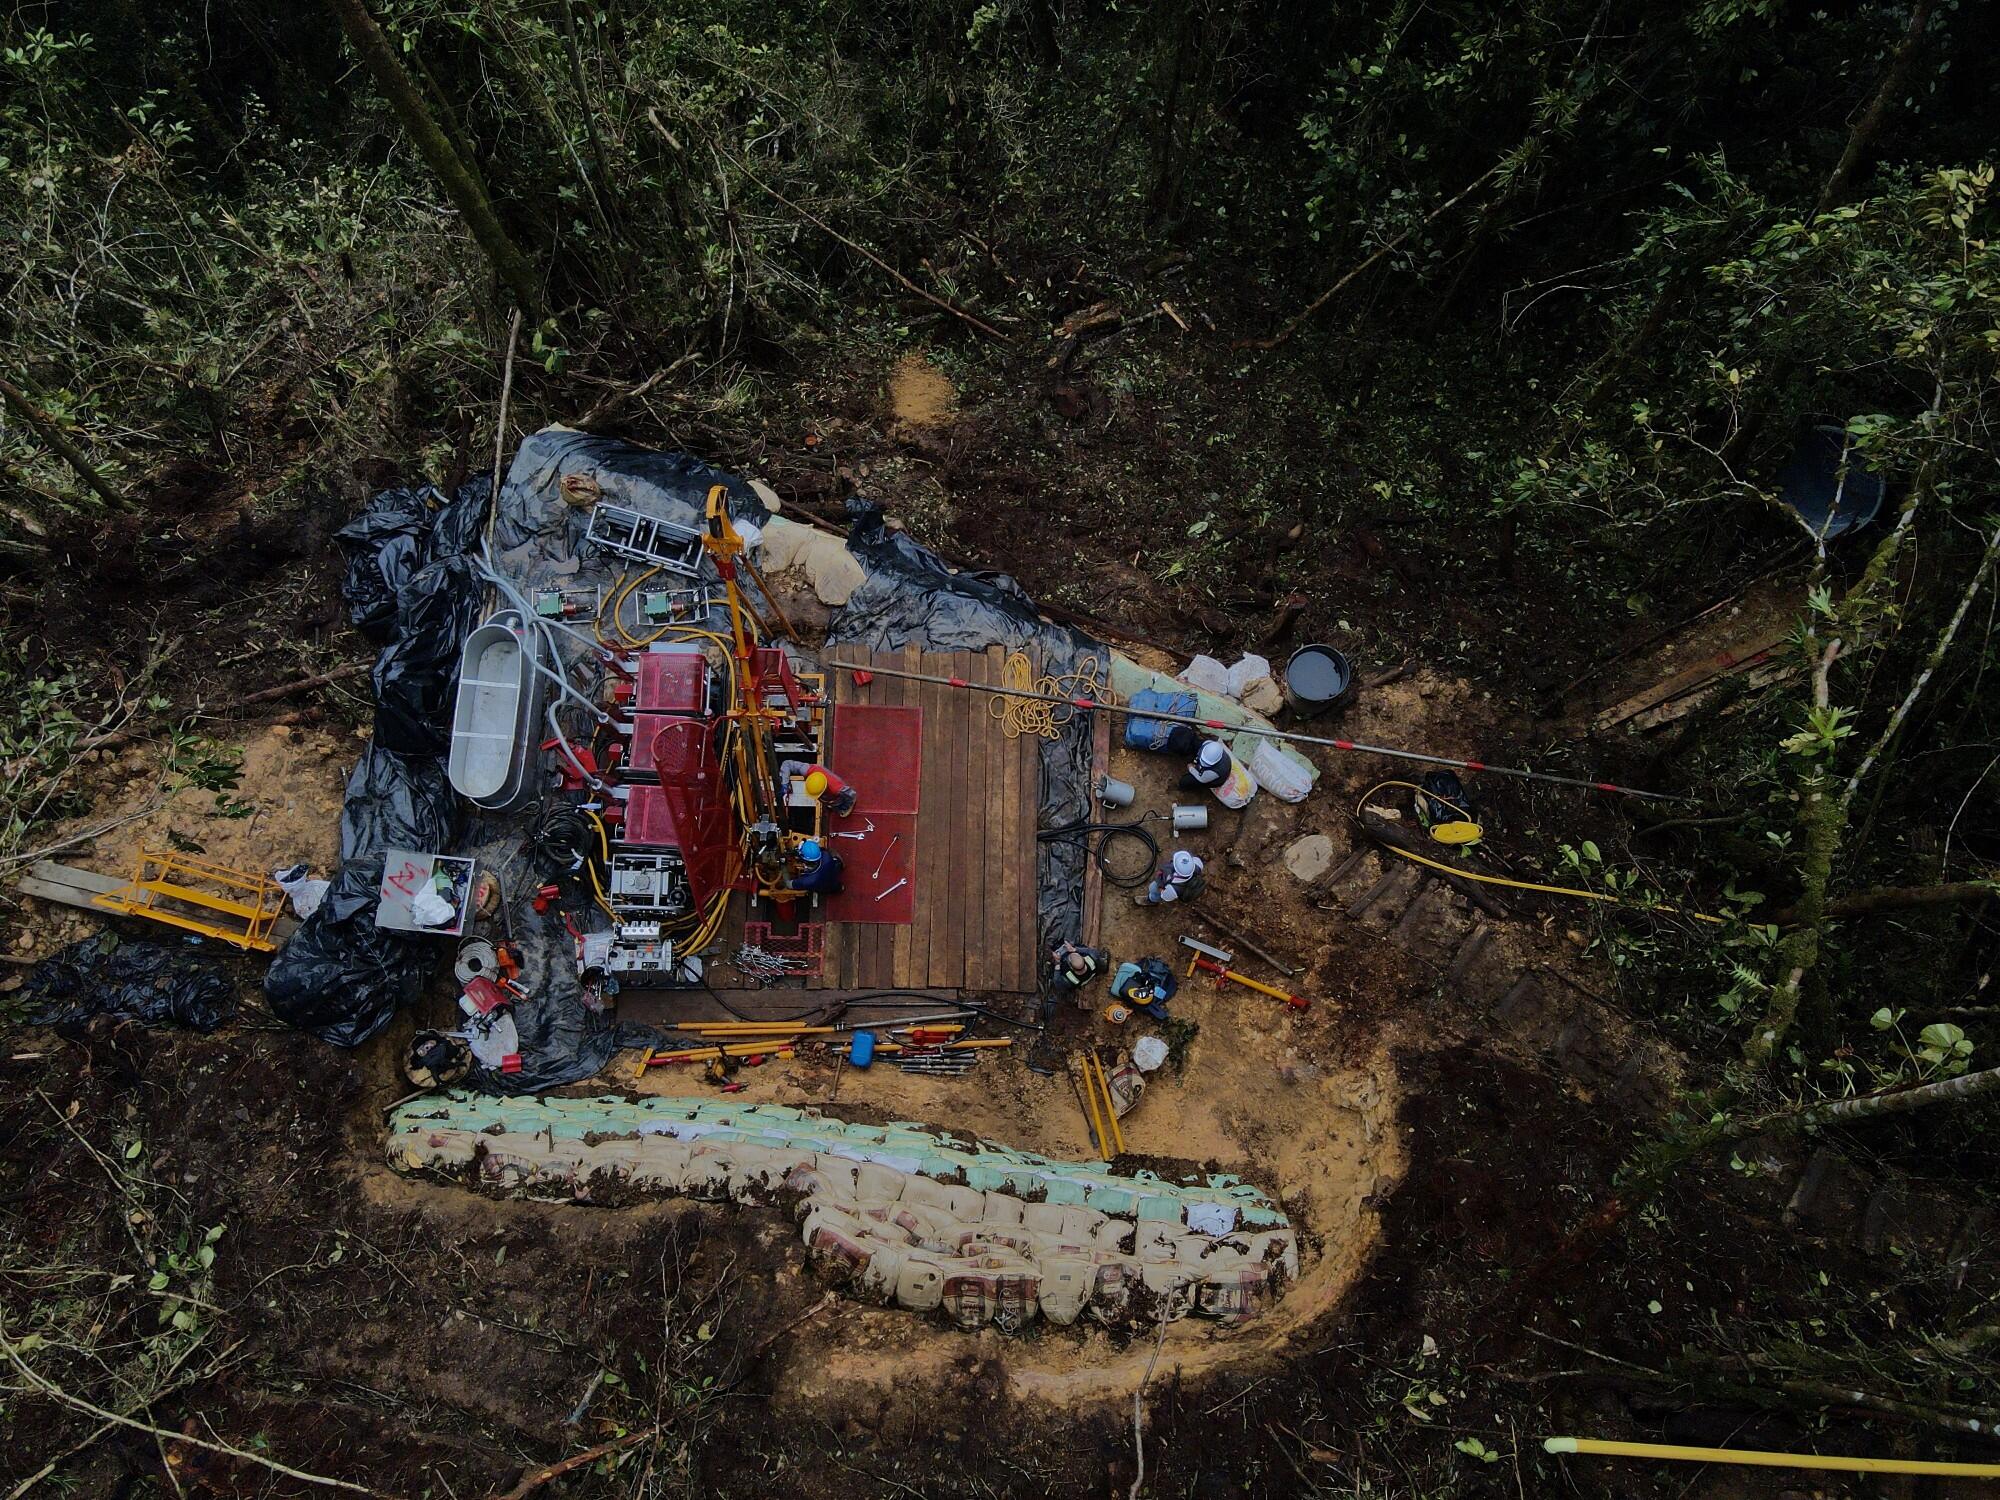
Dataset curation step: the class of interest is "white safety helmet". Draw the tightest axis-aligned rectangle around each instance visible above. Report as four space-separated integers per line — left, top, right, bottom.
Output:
1170 850 1202 881
1197 740 1228 769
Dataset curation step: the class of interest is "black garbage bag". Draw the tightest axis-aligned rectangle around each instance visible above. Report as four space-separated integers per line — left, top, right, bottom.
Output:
431 473 492 559
338 743 460 863
371 555 482 757
335 486 438 642
335 478 493 643
25 933 237 1032
264 859 436 1047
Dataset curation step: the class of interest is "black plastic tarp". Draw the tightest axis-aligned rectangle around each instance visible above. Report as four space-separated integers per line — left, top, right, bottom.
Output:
266 477 489 1049
26 933 237 1032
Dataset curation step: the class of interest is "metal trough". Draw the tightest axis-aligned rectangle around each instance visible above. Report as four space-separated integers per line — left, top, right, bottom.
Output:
447 609 544 811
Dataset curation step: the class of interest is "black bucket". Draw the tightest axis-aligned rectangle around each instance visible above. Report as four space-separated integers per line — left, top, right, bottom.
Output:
1283 644 1354 718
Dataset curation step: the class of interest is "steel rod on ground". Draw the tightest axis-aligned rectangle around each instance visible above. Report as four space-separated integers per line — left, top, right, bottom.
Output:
822 655 1687 802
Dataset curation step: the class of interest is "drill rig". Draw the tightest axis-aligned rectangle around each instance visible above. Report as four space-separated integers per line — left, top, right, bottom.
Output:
576 485 825 985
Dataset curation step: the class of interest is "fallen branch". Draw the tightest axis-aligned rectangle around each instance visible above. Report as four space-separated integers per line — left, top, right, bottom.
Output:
491 306 522 501
7 1339 247 1500
1239 165 1500 353
677 117 1012 344
1769 879 1998 926
490 1424 663 1500
0 375 129 511
73 662 370 756
575 354 698 430
1493 1059 2000 1319
1841 521 2000 816
1129 1315 1170 1500
0 1323 375 1495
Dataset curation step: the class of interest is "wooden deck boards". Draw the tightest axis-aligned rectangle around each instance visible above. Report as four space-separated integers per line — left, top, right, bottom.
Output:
820 648 1039 993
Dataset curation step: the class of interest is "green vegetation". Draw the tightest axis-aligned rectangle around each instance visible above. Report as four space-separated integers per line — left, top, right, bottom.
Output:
5 0 2000 1492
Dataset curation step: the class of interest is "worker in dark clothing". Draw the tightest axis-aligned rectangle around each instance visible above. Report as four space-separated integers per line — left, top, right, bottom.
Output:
1050 940 1109 993
790 838 844 895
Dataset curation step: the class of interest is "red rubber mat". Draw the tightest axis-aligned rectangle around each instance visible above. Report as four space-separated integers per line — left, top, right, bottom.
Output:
828 704 922 815
821 812 918 925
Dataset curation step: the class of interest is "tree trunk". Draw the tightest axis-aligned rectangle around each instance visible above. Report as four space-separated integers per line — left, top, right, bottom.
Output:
1812 0 1936 220
320 0 541 317
1770 880 1997 926
0 376 129 511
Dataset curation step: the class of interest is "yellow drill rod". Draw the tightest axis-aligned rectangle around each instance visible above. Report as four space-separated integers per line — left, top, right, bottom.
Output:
1544 1436 2000 1478
1090 1053 1127 1155
1075 1058 1111 1160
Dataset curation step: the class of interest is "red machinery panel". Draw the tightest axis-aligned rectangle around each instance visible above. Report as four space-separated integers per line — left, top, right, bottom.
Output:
619 717 735 911
625 712 693 778
634 647 710 714
623 784 683 847
750 646 803 713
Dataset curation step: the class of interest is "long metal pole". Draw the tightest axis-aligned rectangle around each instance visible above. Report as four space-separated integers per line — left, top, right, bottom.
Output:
823 655 1690 803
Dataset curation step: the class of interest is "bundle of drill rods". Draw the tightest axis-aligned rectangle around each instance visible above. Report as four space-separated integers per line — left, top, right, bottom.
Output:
732 944 808 983
895 1050 979 1076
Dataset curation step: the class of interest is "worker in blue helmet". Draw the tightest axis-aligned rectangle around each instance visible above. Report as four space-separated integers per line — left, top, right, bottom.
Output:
791 837 845 895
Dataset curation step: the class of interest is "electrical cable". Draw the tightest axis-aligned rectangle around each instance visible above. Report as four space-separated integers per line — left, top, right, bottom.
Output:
1038 817 1160 888
1356 780 1727 925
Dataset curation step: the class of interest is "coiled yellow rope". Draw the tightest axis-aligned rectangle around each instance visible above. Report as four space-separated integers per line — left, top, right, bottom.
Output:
988 650 1110 739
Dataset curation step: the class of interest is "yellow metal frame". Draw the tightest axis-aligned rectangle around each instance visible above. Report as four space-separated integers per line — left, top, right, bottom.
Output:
92 848 287 952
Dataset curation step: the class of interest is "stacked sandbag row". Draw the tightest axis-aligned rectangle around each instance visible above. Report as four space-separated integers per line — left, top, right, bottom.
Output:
794 1160 1296 1328
388 1093 1297 1330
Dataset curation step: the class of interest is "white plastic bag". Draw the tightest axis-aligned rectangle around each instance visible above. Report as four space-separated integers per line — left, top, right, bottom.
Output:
272 862 330 920
412 886 457 928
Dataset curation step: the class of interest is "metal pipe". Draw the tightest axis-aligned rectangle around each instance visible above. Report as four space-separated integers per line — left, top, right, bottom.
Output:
822 654 1688 802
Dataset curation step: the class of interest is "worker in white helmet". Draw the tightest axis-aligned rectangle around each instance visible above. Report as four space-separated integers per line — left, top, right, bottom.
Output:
1136 849 1206 906
1180 737 1258 808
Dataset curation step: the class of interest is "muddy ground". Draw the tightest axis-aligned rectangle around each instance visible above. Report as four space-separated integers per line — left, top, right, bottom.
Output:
2 352 1987 1498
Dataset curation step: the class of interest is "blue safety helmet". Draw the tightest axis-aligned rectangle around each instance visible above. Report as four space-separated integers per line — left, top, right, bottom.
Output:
799 839 823 862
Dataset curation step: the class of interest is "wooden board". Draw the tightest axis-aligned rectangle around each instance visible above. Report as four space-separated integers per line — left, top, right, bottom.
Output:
814 650 1039 993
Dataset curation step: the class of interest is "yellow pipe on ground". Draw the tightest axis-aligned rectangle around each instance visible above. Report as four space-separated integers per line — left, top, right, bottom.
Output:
1544 1436 2000 1478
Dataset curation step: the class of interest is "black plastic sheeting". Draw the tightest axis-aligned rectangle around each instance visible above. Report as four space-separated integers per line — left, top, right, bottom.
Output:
831 498 1099 963
267 479 489 1049
276 429 1097 1086
26 934 237 1032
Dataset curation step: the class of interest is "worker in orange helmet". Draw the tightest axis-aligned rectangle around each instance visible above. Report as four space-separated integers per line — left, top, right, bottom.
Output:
783 759 860 816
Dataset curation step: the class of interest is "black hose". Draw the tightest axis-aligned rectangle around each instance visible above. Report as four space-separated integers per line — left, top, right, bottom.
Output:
1037 818 1160 888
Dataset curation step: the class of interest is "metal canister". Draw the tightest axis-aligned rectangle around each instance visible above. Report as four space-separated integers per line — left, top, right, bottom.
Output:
1171 804 1209 832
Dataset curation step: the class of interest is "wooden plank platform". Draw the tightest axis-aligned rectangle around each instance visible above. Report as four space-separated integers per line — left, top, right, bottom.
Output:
807 649 1040 993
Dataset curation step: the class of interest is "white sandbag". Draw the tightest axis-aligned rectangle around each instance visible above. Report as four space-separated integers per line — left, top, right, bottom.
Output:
1180 654 1230 696
1247 739 1313 803
1228 654 1284 716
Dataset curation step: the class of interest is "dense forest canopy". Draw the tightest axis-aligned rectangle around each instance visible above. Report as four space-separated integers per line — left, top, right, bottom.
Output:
5 0 2000 1491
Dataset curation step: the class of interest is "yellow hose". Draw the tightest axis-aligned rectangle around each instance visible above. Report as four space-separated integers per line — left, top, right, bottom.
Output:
1358 780 1726 926
1544 1436 2000 1478
988 650 1108 740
